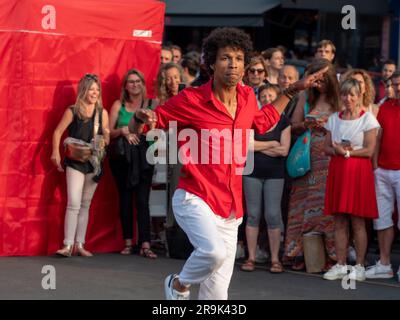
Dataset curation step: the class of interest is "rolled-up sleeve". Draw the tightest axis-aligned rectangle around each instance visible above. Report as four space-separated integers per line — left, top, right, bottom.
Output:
252 103 280 134
154 93 191 130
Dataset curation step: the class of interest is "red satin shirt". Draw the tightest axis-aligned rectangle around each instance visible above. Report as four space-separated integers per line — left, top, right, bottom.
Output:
154 80 280 219
377 99 400 170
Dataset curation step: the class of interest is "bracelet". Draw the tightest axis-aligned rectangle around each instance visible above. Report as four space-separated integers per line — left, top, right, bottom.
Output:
134 114 144 124
283 85 300 100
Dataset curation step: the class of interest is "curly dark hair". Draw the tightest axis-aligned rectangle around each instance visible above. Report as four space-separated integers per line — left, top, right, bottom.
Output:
202 27 253 75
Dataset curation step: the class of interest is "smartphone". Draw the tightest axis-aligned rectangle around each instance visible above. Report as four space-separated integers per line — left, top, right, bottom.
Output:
305 114 319 121
341 139 351 148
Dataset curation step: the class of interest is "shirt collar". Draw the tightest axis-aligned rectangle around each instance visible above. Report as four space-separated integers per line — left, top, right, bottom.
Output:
202 78 247 104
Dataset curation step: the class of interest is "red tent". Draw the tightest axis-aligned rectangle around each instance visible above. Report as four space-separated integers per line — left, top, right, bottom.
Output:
0 0 165 256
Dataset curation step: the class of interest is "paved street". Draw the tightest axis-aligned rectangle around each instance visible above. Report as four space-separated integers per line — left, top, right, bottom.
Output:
0 252 399 300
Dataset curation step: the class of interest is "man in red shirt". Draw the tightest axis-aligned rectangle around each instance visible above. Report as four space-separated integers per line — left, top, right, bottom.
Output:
131 27 327 300
375 60 397 103
367 71 400 281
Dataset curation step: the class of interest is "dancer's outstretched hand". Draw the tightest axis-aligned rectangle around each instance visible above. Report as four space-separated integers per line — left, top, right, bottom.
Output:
293 66 329 91
135 109 158 127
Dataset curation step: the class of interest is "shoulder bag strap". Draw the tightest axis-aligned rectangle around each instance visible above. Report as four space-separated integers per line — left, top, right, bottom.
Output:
304 93 310 117
94 107 100 136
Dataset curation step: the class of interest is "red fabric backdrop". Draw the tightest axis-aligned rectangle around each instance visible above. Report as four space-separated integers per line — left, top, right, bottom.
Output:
0 0 165 256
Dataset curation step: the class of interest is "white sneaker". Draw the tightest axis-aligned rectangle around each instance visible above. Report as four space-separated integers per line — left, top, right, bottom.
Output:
235 244 245 260
323 264 349 280
164 274 190 300
365 261 394 279
349 264 366 281
255 246 269 263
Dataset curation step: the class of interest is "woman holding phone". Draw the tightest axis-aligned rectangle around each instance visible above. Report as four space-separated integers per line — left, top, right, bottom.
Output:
323 79 380 281
341 69 378 117
284 59 340 270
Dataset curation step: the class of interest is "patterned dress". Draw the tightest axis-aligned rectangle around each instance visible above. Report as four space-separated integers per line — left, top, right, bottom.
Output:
283 110 336 263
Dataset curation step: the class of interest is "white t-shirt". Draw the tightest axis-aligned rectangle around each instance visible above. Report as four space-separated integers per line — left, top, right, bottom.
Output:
325 111 380 150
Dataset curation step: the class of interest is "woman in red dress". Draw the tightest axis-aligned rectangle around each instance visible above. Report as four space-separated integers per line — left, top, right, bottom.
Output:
323 78 380 282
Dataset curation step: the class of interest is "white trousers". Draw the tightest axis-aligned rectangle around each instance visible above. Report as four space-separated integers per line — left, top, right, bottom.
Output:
64 167 98 245
172 189 242 300
374 167 400 230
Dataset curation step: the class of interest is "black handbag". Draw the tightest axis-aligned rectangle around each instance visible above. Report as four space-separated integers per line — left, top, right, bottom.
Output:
108 136 126 159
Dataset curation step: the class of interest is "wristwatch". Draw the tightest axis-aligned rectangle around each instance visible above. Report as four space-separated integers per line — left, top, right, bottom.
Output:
344 150 351 159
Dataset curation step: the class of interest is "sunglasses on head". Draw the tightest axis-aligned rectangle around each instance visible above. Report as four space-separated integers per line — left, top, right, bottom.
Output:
84 73 99 80
249 68 265 74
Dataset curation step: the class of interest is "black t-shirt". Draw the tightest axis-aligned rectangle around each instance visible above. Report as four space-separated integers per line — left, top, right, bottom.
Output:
248 115 290 180
64 106 103 174
283 94 299 122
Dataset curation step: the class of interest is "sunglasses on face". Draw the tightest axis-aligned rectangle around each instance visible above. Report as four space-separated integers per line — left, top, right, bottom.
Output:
249 68 265 74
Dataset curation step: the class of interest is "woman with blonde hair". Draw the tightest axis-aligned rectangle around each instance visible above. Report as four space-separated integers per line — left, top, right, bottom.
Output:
51 74 110 257
156 62 184 105
155 62 185 242
341 69 378 117
323 79 380 281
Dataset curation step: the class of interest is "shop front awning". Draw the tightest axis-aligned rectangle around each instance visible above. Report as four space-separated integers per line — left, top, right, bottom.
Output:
163 0 282 27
